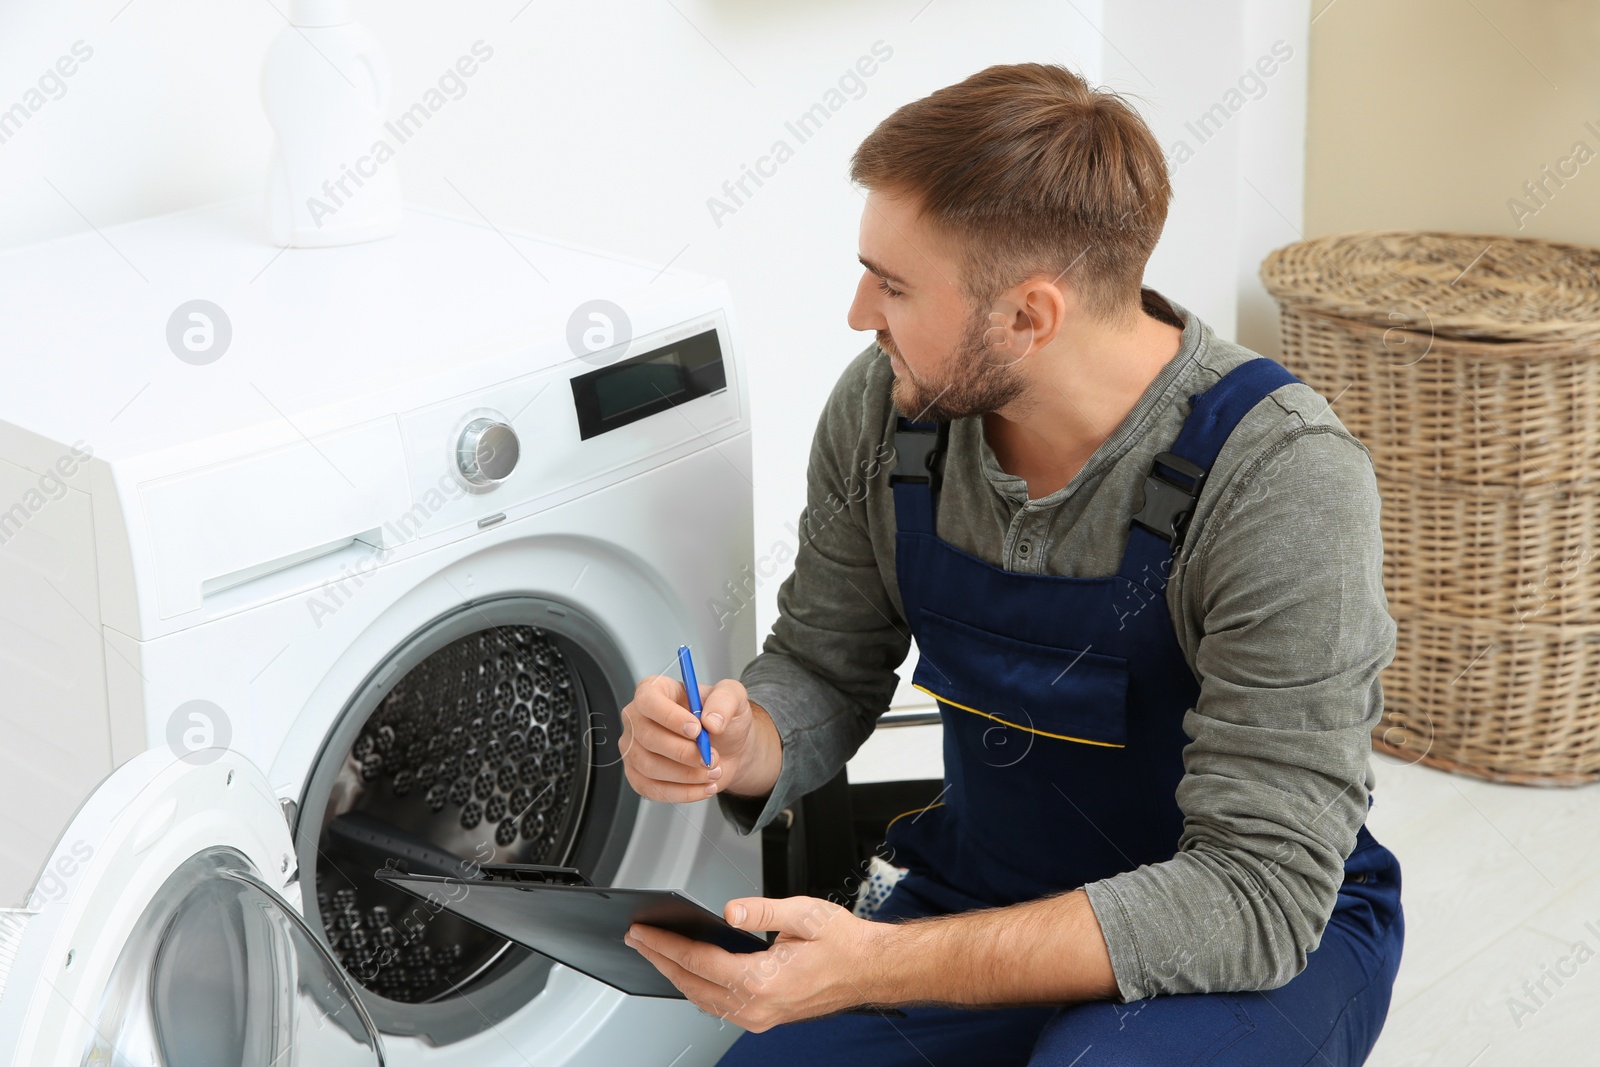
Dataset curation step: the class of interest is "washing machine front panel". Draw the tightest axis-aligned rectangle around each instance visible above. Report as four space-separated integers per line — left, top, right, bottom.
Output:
106 300 740 645
0 749 384 1066
101 440 759 967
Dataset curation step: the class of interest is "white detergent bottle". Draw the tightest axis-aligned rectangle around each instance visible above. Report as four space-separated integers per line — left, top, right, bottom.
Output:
261 0 401 246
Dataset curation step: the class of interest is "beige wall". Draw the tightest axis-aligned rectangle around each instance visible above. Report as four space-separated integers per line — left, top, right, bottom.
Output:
1306 0 1600 248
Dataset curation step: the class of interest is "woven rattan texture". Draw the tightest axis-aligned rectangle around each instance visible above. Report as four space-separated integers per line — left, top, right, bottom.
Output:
1262 233 1600 785
1276 308 1600 489
1260 231 1600 345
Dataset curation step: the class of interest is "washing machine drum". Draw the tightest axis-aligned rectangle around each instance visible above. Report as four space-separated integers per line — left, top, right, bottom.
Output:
296 598 638 1044
317 623 590 1003
0 750 385 1066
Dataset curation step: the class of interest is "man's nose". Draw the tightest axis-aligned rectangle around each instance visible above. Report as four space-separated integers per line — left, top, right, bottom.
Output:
847 273 887 332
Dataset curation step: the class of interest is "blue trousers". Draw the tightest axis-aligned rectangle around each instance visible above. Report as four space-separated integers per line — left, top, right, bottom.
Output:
717 838 1403 1066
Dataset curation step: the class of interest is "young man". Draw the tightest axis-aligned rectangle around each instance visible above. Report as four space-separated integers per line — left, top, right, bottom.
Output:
619 63 1404 1065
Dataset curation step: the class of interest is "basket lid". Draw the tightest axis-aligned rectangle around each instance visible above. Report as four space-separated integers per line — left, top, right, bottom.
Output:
1259 231 1600 345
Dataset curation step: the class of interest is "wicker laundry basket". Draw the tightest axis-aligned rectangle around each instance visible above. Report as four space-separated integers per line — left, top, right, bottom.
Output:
1261 232 1600 785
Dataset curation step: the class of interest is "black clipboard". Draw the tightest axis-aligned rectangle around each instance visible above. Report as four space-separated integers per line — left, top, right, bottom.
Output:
374 863 903 1015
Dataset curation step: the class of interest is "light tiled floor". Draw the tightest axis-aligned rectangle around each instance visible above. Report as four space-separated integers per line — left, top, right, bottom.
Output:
847 730 1600 1063
1363 751 1600 1066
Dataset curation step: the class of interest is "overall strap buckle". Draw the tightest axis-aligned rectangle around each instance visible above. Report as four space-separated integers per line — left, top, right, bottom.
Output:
1130 451 1208 550
889 420 948 490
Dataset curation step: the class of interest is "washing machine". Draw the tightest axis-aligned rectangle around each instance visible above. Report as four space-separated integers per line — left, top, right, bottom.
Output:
0 200 760 1063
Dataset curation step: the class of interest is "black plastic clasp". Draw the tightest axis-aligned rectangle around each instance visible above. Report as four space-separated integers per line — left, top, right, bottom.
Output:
1131 451 1208 549
889 422 946 487
479 863 592 886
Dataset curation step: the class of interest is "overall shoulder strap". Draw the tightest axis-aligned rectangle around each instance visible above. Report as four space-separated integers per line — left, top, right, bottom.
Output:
888 417 948 535
1122 357 1301 584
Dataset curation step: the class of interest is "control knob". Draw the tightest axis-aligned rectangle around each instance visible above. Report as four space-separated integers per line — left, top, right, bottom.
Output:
457 418 519 487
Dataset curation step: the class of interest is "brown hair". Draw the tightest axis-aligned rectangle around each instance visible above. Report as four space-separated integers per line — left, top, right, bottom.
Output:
850 63 1170 322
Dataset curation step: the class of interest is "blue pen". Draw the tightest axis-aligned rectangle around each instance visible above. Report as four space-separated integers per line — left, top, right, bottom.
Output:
677 644 714 767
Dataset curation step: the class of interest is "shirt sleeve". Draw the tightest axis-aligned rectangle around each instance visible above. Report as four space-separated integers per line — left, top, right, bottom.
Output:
716 347 912 835
1082 423 1396 1000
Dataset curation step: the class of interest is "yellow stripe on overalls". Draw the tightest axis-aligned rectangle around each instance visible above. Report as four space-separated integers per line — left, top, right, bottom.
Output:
884 800 946 833
911 683 1126 749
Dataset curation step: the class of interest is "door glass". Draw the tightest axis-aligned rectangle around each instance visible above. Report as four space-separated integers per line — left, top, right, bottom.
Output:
84 847 383 1066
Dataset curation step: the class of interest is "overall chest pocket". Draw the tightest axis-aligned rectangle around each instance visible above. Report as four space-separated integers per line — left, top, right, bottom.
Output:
909 608 1131 748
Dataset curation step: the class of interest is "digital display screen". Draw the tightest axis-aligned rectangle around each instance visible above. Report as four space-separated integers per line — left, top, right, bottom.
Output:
593 359 687 422
571 328 726 441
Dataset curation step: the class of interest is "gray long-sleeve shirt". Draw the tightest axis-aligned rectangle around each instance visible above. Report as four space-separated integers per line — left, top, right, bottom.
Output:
717 289 1395 1002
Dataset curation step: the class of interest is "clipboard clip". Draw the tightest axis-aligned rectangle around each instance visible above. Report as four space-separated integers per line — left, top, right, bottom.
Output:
479 863 593 887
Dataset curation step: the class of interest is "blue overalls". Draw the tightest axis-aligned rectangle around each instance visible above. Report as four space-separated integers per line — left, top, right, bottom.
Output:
718 359 1404 1066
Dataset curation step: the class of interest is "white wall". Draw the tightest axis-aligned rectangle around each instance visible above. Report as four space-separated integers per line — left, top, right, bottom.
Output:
1101 0 1310 358
0 0 1306 774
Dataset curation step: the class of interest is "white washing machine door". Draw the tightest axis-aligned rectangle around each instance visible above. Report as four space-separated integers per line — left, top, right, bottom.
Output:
0 748 384 1066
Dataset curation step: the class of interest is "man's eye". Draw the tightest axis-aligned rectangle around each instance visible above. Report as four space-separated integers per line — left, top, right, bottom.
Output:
877 278 902 298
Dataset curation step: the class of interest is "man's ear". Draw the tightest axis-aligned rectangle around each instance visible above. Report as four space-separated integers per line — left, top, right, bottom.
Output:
982 275 1067 366
1017 272 1070 353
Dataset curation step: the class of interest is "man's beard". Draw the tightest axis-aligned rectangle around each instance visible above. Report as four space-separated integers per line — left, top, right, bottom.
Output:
882 307 1030 423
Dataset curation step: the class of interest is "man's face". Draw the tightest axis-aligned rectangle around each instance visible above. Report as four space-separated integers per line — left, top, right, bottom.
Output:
846 189 1030 423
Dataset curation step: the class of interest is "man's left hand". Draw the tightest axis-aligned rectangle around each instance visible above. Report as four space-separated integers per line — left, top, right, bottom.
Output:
625 895 889 1032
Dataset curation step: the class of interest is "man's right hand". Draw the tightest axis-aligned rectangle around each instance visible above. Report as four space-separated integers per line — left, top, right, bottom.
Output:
619 675 781 804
